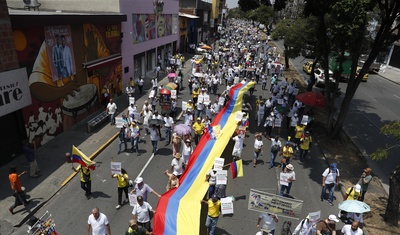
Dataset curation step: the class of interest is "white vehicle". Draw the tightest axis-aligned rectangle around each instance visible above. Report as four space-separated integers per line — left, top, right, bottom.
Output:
314 68 334 86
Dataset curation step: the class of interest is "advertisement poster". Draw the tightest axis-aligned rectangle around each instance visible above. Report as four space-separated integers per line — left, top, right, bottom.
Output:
248 189 303 219
132 14 146 44
44 25 76 82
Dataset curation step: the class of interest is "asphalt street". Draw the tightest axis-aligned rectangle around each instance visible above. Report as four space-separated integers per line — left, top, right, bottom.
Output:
274 39 400 192
9 52 348 235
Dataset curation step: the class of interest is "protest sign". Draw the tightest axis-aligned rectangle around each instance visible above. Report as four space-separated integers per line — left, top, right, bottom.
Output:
111 162 122 175
171 90 177 99
248 189 303 219
129 97 135 105
115 117 123 128
274 118 282 127
279 172 289 186
216 170 227 185
214 158 225 170
182 101 187 111
308 211 321 225
301 115 308 125
221 197 234 214
129 193 137 206
235 111 244 121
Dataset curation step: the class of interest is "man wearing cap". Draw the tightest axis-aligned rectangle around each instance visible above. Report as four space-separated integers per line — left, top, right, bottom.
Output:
131 177 161 202
279 164 296 196
192 117 205 145
281 140 294 171
340 221 363 235
344 184 362 201
299 131 312 162
316 214 339 235
201 195 221 235
132 196 155 232
257 213 279 235
321 163 340 206
125 220 152 235
170 153 184 179
293 123 305 150
293 215 313 235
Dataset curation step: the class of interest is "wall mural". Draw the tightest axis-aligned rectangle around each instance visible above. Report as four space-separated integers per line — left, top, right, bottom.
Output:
145 14 157 41
13 23 122 148
132 14 146 44
133 14 178 44
164 14 172 36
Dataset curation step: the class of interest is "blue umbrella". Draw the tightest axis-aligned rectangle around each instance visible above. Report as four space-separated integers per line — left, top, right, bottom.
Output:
338 200 370 213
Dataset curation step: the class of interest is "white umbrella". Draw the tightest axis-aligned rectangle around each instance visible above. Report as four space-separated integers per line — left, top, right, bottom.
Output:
338 200 370 213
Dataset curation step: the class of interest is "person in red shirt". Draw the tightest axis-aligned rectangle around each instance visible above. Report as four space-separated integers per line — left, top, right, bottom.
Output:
8 165 30 214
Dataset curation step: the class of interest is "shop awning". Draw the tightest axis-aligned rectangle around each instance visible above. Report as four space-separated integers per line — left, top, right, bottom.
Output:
82 53 122 71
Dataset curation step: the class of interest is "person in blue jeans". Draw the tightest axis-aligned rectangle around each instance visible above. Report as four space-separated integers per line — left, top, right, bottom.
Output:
268 135 282 169
149 124 159 154
118 125 128 154
130 121 140 155
201 196 220 235
320 163 340 206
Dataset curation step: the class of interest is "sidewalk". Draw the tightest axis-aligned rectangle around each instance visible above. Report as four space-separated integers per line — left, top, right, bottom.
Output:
0 54 194 233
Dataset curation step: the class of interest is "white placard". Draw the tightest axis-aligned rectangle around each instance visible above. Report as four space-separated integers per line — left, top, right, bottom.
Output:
203 94 210 105
221 197 234 214
218 97 225 106
182 101 187 111
171 90 177 99
148 90 155 98
216 170 227 185
213 158 225 170
292 88 299 95
115 117 123 128
235 111 244 121
132 111 140 121
198 94 204 103
274 118 282 127
111 162 122 175
129 193 137 206
308 211 321 225
234 76 240 84
129 97 135 105
280 172 289 186
277 99 283 105
301 115 308 125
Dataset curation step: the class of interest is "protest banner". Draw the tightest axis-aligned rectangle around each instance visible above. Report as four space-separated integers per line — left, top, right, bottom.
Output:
248 189 303 219
221 197 234 214
111 162 122 175
216 170 227 185
213 158 225 170
115 117 123 128
171 90 177 99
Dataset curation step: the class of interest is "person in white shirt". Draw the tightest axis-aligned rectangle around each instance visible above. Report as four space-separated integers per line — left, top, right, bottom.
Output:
106 99 117 125
127 103 137 122
232 134 244 160
341 221 363 235
293 215 313 235
279 164 296 196
149 124 159 154
321 163 340 206
163 113 174 145
138 77 144 94
87 207 111 235
183 110 193 126
268 135 282 169
170 153 184 178
132 196 155 232
253 133 264 168
257 213 278 235
205 168 217 198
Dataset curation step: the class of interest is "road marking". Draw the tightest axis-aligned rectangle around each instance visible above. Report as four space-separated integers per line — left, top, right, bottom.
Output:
136 153 155 178
394 94 400 99
176 110 184 120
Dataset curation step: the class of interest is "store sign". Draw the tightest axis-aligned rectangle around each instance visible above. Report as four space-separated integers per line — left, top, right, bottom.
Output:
0 68 31 117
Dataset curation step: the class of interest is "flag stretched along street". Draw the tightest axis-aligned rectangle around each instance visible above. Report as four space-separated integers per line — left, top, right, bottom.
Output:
71 145 96 170
153 82 253 235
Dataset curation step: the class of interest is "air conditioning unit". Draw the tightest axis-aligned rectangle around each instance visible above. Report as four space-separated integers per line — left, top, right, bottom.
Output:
23 0 41 11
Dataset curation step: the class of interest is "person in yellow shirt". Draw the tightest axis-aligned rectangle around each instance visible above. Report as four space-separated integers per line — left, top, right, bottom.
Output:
192 117 205 145
281 141 294 171
299 131 312 162
111 168 129 209
293 123 305 150
345 184 362 201
71 164 92 199
192 87 200 104
201 195 221 235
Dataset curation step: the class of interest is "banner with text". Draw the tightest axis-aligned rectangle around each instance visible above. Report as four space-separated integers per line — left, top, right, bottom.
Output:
248 189 303 220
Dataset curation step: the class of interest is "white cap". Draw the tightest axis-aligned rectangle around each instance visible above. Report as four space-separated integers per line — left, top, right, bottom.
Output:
355 184 361 193
328 214 339 223
135 177 143 184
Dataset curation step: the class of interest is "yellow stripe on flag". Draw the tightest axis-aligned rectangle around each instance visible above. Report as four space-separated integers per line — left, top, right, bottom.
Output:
236 159 243 177
72 145 95 167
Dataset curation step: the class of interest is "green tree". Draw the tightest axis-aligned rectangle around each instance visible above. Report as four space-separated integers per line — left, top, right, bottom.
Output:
371 121 400 226
238 0 260 12
304 0 400 139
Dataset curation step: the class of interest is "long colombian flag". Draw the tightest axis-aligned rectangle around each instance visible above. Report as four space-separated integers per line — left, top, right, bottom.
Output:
71 145 96 170
153 82 253 235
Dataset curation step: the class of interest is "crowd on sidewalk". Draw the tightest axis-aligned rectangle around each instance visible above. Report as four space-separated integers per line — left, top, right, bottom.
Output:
8 18 373 235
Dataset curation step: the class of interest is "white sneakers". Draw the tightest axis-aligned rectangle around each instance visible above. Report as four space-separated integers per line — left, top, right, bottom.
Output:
116 205 121 209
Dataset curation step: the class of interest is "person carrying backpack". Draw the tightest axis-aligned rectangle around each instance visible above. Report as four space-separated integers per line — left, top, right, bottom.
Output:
320 163 340 206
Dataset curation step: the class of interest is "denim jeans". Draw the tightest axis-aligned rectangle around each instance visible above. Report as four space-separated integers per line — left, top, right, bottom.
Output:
110 113 116 125
151 140 158 154
270 151 278 168
205 215 219 235
131 136 139 152
280 182 292 196
299 148 309 161
253 149 261 159
164 127 172 145
118 138 127 152
321 183 336 203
